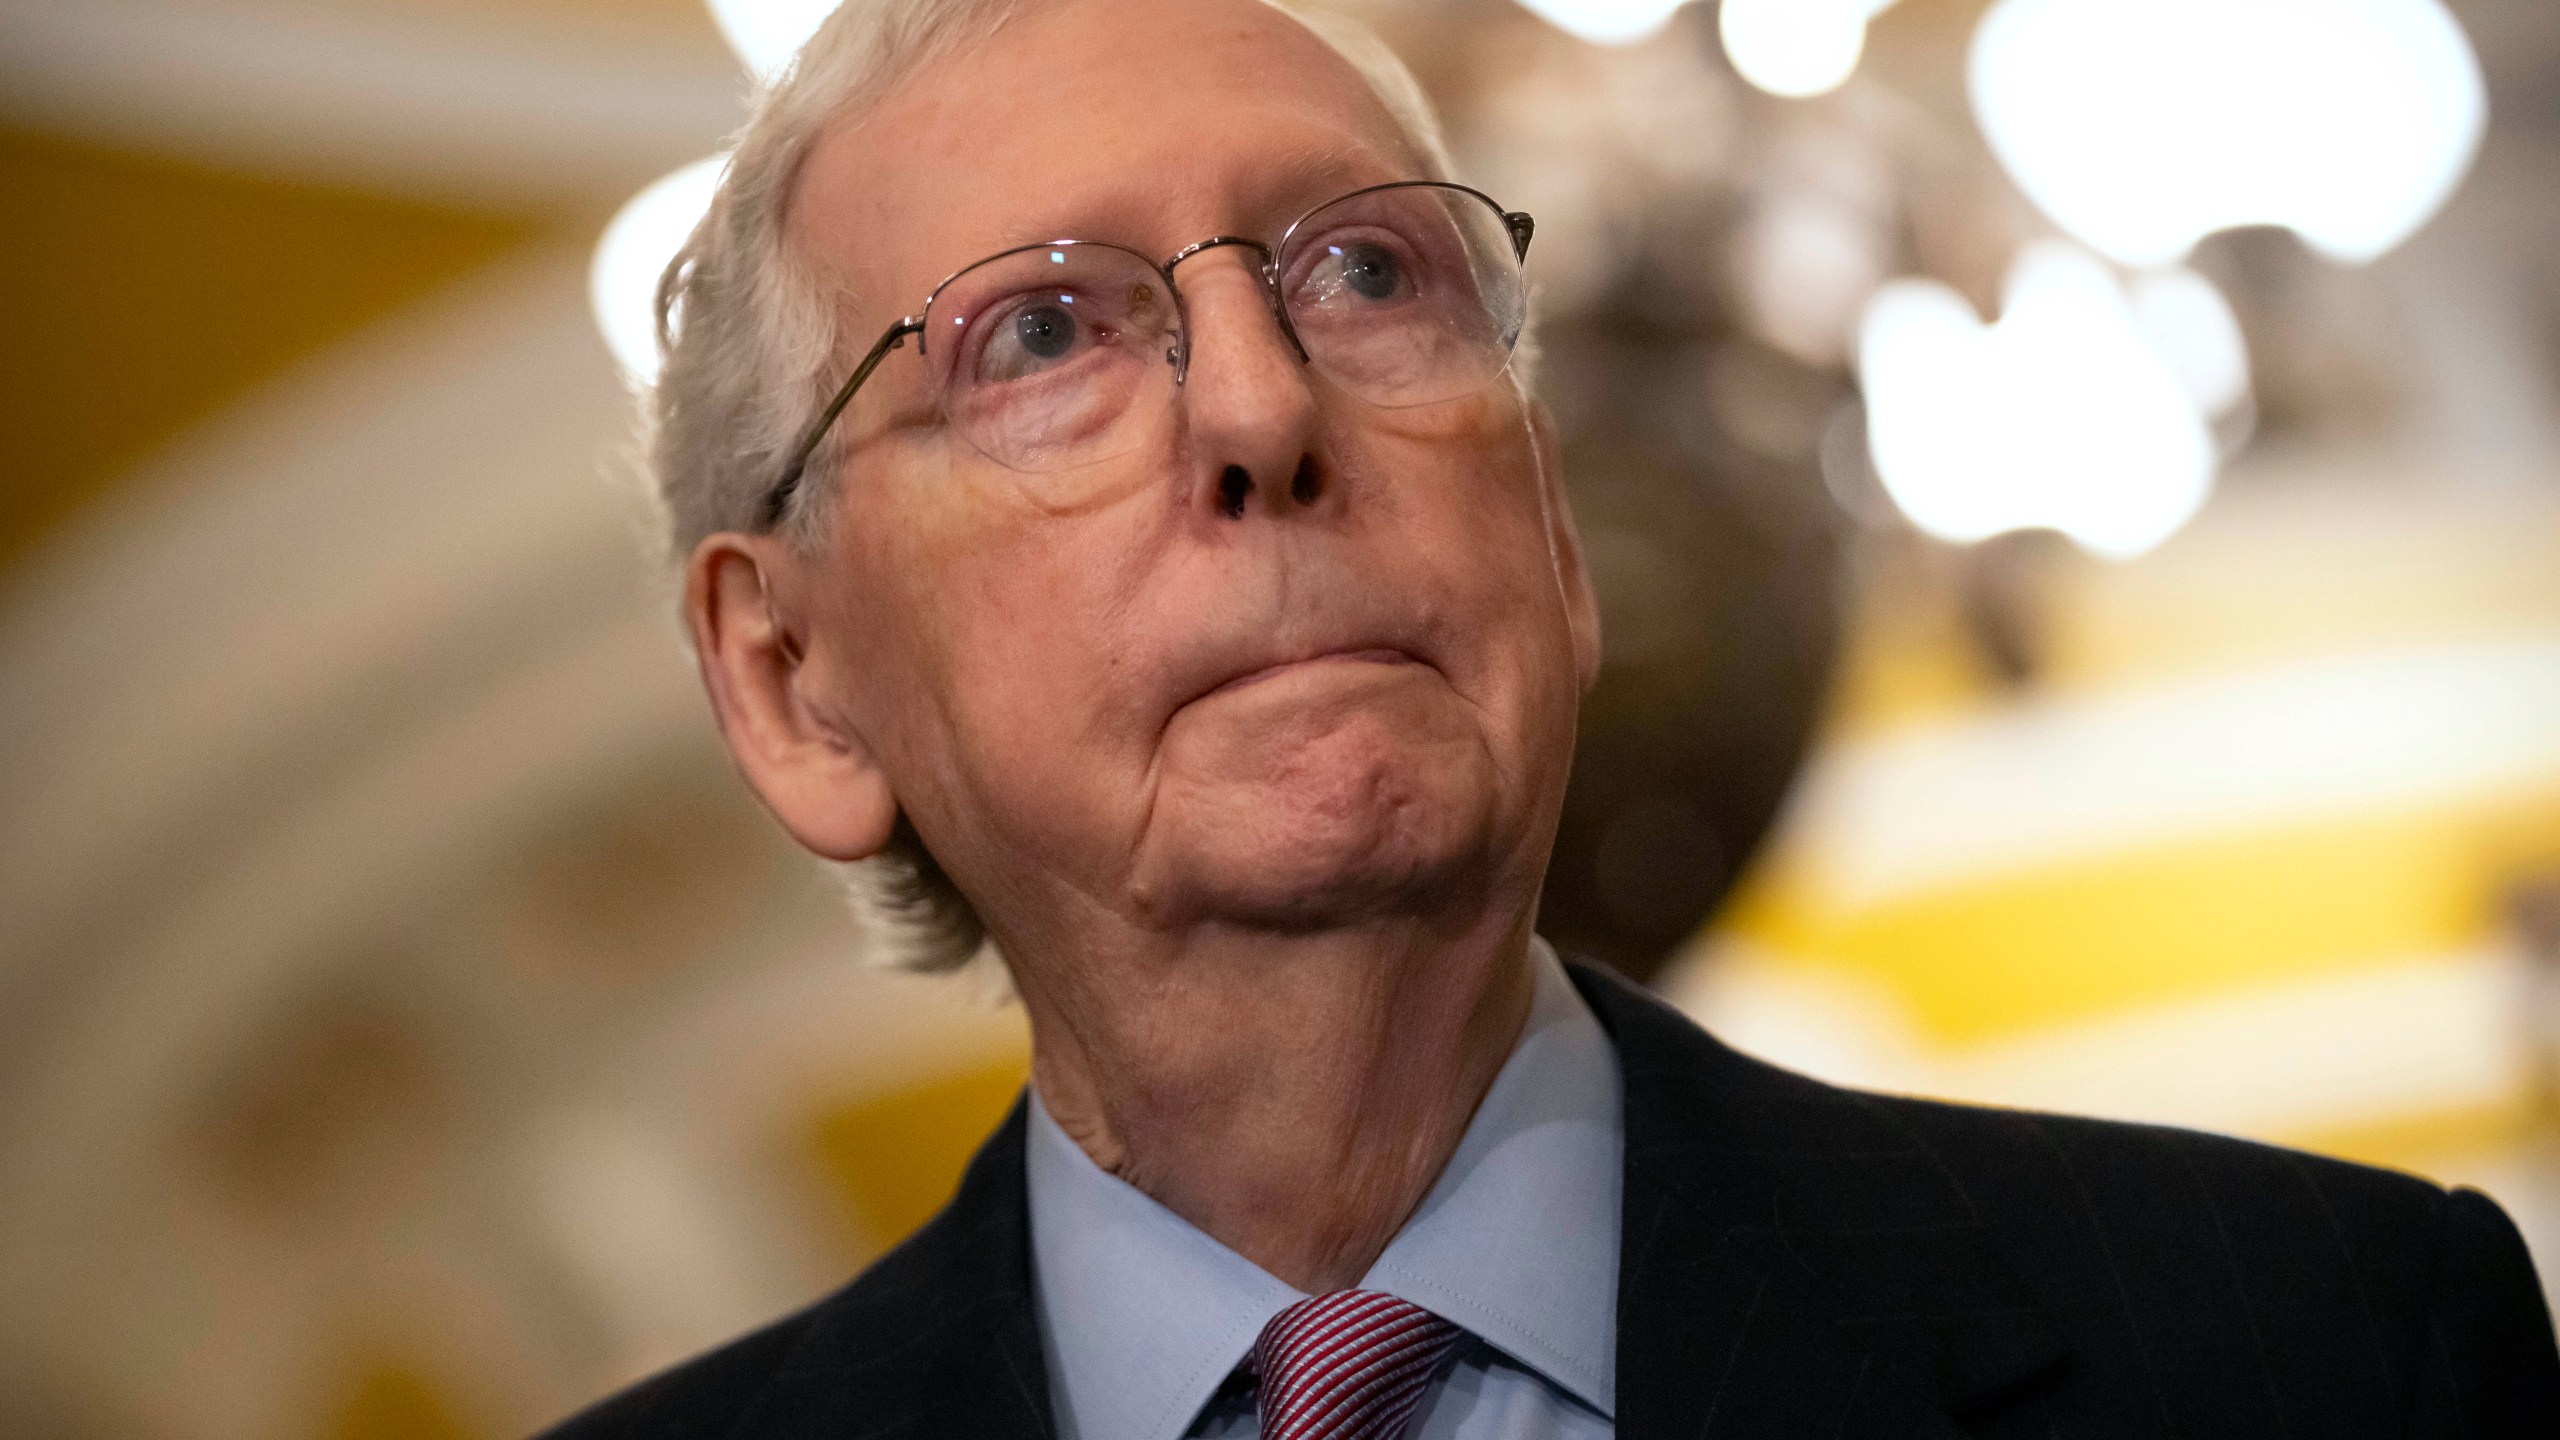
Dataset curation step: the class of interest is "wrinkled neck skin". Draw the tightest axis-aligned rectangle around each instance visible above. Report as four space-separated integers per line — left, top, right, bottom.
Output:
1007 891 1541 1294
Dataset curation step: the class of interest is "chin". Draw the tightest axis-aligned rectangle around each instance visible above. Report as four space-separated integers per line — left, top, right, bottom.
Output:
1163 826 1480 931
1133 725 1502 930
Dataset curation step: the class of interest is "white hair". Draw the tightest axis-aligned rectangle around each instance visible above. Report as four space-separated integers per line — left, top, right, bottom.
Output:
648 0 1464 972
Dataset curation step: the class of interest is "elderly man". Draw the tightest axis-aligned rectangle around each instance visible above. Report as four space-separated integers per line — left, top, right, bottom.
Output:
544 0 2558 1436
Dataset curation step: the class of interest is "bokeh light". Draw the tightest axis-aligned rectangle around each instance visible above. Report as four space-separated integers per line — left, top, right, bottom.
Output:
589 155 726 388
1718 0 1894 99
2130 267 2252 419
1859 241 2215 560
1971 0 2488 267
1513 0 1692 48
589 0 834 387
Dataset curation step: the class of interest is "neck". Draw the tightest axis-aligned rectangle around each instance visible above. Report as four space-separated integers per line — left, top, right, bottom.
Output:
1011 907 1539 1292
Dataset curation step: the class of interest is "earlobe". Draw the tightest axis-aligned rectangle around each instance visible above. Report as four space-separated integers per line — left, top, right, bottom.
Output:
1527 401 1603 693
684 534 902 861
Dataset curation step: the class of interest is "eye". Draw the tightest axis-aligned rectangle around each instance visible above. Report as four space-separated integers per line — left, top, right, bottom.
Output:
973 293 1094 382
1335 243 1403 300
1012 302 1076 360
1290 234 1422 317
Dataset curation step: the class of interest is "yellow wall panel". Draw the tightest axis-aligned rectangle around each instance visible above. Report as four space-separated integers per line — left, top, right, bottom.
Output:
1730 798 2560 1044
807 1052 1033 1259
322 1359 481 1440
0 129 532 566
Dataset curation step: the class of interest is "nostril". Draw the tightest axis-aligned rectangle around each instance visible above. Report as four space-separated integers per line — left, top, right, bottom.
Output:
1289 454 1320 506
1218 464 1252 518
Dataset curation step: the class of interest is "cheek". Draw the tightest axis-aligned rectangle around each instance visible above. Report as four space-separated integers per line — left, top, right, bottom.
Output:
1349 386 1548 542
1349 408 1576 676
865 486 1160 816
946 561 1126 731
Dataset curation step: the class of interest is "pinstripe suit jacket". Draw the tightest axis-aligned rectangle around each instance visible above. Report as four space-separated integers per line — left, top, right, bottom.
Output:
540 963 2560 1438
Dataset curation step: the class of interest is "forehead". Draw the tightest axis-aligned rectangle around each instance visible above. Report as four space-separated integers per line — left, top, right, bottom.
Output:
790 0 1425 314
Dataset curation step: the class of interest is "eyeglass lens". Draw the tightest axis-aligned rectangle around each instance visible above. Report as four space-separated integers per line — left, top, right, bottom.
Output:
917 184 1527 475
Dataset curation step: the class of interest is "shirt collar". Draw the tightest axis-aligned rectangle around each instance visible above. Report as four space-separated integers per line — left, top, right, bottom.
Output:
1025 940 1622 1440
1359 940 1621 1416
1025 1098 1298 1440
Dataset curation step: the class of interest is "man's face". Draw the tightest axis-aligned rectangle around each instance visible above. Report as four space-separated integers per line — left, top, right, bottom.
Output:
775 0 1598 937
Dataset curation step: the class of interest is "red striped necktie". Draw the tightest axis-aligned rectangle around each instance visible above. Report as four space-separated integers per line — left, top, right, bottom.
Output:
1251 1289 1466 1440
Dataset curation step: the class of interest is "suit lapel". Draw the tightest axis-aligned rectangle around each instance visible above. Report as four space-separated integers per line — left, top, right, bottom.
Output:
1573 964 2069 1439
727 1098 1055 1440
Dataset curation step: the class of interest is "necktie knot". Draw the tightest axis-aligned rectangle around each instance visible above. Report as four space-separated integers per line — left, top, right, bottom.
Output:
1252 1290 1464 1440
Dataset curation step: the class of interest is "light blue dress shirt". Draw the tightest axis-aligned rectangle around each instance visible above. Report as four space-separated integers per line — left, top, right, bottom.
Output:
1026 940 1621 1440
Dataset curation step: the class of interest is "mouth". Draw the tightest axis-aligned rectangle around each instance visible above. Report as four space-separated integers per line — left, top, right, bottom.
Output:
1200 647 1421 700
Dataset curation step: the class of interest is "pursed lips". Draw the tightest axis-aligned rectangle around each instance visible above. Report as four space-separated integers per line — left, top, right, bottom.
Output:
1199 647 1421 701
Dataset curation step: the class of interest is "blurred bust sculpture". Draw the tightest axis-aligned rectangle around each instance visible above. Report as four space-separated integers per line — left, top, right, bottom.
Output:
542 2 2558 1436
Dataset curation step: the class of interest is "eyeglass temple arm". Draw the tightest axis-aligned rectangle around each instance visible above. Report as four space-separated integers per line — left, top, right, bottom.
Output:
1503 211 1534 261
760 316 926 529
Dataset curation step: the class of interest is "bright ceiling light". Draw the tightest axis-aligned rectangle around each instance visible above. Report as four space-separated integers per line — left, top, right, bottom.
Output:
1970 0 2486 268
1859 241 2215 561
1720 0 1896 99
705 0 842 83
589 4 820 388
2129 268 2251 418
1514 0 1692 48
590 155 727 388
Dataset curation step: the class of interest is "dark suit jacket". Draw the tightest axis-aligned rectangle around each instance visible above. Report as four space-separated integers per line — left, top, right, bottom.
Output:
542 963 2560 1438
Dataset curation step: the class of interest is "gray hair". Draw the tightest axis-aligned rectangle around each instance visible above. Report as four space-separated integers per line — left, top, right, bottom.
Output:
648 0 1462 973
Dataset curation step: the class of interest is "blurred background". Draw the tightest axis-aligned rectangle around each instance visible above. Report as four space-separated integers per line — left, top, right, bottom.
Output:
3 0 2557 1434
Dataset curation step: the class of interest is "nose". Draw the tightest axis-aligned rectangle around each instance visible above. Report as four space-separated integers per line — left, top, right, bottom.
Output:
1169 248 1326 521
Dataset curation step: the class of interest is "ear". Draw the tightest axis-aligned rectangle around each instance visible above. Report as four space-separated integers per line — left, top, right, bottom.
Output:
684 533 901 862
1528 399 1603 694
